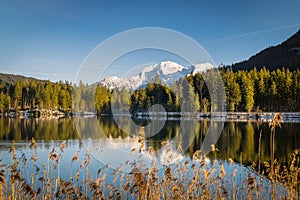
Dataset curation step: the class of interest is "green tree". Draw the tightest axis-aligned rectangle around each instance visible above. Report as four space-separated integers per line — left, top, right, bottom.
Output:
13 81 22 111
202 97 209 113
43 81 52 109
191 73 206 109
59 89 69 111
130 88 147 114
111 88 120 113
119 87 130 112
166 93 173 112
28 81 37 109
51 83 59 110
181 78 199 112
223 69 241 112
95 85 111 114
240 73 255 112
21 80 29 109
0 92 6 113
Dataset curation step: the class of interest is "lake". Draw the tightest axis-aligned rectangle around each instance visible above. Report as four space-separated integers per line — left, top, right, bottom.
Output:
0 116 299 199
0 116 299 164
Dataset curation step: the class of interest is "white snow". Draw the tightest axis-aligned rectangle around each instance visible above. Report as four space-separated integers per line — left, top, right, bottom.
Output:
99 61 215 90
192 63 214 75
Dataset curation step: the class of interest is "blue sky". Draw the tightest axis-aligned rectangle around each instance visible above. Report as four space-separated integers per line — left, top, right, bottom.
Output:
0 0 300 82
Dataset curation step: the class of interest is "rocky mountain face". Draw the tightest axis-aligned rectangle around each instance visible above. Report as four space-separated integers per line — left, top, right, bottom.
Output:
99 61 214 89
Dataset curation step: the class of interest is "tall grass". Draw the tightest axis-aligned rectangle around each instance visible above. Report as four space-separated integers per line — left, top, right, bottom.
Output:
0 115 298 199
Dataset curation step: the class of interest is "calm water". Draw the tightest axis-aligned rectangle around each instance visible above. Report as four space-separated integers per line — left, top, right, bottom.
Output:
0 116 298 198
0 116 299 166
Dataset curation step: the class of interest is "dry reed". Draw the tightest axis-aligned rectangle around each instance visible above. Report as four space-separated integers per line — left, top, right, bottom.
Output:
0 115 298 199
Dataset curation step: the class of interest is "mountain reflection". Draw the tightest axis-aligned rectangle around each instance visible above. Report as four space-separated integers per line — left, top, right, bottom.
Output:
0 116 299 165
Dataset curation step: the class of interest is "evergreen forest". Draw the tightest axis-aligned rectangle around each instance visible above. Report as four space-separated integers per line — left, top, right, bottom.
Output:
0 67 299 115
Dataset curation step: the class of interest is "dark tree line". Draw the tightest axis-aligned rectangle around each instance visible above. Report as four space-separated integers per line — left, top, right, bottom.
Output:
220 67 300 112
0 80 73 113
0 67 300 114
130 67 300 113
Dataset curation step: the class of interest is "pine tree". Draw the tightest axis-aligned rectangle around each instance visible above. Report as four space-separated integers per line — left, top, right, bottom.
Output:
166 93 173 112
0 92 11 113
202 97 209 113
95 85 103 114
241 73 255 112
52 84 59 110
13 81 22 111
181 78 198 112
111 88 120 113
223 70 241 112
28 81 37 109
43 81 52 109
0 92 5 113
59 89 69 111
119 87 130 112
194 93 200 111
174 96 180 112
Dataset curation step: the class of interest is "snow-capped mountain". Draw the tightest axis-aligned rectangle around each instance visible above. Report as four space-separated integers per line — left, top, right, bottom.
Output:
99 61 214 90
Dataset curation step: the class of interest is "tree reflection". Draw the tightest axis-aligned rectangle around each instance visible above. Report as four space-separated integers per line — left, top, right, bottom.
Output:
0 117 299 166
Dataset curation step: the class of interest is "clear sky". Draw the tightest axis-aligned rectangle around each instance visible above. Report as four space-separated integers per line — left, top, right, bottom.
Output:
0 0 300 82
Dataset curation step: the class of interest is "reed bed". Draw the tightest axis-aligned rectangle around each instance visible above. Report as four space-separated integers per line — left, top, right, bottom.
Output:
0 115 298 199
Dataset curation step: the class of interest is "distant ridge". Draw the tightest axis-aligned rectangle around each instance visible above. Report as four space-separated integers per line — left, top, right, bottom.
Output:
99 61 214 89
231 29 300 71
0 73 44 85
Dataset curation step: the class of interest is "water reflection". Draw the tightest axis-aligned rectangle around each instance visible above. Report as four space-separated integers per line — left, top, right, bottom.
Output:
0 117 78 141
0 116 299 165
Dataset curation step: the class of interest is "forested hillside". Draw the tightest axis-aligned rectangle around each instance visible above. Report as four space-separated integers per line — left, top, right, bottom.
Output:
0 67 299 114
231 30 300 71
0 73 42 86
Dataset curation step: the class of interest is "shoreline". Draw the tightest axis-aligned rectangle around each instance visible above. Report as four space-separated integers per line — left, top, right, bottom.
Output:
134 111 300 119
2 110 300 121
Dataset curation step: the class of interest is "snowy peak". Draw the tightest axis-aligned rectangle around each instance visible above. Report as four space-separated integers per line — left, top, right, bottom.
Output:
138 61 186 86
192 63 214 75
99 61 214 90
157 61 185 75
